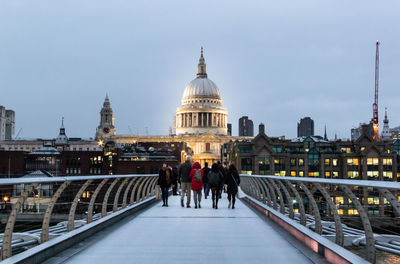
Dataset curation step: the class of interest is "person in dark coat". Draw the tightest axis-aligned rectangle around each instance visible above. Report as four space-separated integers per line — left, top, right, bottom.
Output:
217 161 226 198
225 164 240 209
171 166 178 195
207 163 223 209
202 162 210 199
158 163 172 207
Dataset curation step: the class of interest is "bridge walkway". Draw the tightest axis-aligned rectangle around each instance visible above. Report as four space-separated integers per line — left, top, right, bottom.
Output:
46 195 327 264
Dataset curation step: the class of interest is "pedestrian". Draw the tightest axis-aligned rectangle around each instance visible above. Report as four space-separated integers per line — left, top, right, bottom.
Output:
172 166 178 195
179 155 193 208
158 163 172 207
189 161 203 209
225 164 240 209
207 163 224 209
217 161 225 199
202 162 210 199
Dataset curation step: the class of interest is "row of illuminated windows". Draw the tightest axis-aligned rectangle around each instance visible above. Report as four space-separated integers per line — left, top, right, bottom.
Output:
66 168 81 174
347 171 392 178
289 171 339 177
346 158 393 166
90 168 102 174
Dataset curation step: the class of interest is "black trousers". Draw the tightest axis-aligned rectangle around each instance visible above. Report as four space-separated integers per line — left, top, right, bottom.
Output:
161 187 169 204
211 187 220 205
227 192 237 206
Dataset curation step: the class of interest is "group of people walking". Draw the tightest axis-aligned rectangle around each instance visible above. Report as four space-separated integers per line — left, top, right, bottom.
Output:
157 156 240 209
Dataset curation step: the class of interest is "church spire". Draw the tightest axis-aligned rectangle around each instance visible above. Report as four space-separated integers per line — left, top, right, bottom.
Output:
324 124 327 140
196 47 207 78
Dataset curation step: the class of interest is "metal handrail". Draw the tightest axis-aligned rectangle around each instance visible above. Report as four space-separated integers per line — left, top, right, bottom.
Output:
239 174 400 264
240 174 400 190
0 174 158 185
0 174 158 260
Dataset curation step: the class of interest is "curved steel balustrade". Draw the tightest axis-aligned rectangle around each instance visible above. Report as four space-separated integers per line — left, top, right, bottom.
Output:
240 174 400 264
0 174 158 260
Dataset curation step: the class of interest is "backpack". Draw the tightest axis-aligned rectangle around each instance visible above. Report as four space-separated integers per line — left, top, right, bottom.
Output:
194 169 202 182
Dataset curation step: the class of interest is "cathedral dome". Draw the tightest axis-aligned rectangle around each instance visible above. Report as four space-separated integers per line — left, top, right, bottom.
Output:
182 77 221 100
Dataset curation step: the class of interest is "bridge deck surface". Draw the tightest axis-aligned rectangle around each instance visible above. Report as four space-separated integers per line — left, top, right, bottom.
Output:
61 195 316 264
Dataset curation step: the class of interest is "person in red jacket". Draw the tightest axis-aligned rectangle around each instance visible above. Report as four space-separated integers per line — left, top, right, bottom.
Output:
189 161 203 209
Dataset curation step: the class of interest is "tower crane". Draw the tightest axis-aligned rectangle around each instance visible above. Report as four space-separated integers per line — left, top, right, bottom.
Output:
372 40 380 141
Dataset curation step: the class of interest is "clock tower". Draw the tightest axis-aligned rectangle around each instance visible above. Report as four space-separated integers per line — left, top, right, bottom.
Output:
96 93 116 139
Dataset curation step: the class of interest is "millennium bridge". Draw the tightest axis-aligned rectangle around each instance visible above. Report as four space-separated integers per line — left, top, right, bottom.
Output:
0 175 399 263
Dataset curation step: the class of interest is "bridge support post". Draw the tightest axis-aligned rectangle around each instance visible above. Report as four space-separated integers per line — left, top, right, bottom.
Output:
68 179 93 231
113 178 129 212
122 177 138 208
314 183 344 246
298 182 322 234
285 180 306 226
87 179 108 223
102 178 120 217
341 185 376 263
41 181 71 243
1 183 39 260
268 179 285 214
275 179 294 219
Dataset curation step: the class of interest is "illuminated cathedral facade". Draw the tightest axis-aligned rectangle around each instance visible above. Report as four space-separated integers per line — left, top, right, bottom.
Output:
96 48 250 165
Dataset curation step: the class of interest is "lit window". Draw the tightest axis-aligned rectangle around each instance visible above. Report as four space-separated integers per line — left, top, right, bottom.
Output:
332 171 339 178
367 158 379 165
299 171 304 177
347 158 359 166
383 171 393 178
290 171 296 176
367 171 378 178
332 159 338 166
290 159 296 166
298 159 304 166
341 147 351 153
348 171 359 178
337 209 344 215
348 209 359 215
324 158 330 166
383 158 392 165
325 171 330 177
308 172 319 177
335 197 344 204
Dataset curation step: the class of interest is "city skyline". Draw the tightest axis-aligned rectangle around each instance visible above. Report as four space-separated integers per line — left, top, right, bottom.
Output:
1 1 400 139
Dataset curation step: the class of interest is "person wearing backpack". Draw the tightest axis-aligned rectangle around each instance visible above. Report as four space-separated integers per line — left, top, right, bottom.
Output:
225 164 240 209
207 163 223 209
189 161 203 209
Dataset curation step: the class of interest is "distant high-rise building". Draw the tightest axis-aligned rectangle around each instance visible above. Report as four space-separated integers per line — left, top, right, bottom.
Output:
0 106 15 141
297 117 314 137
239 116 253 136
96 93 116 139
351 122 373 141
5 110 15 140
381 108 391 140
227 123 232 136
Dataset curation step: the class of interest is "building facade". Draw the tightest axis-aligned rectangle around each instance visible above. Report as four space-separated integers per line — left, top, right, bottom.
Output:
223 123 399 216
0 106 15 141
297 117 314 137
239 116 254 137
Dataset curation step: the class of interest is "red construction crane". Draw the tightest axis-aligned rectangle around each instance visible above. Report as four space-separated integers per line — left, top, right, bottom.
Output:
372 40 380 141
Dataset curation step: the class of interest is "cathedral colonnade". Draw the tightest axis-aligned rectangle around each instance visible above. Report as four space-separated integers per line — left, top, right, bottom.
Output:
176 112 227 128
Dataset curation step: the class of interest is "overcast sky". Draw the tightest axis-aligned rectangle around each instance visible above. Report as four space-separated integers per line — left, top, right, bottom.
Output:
1 1 399 140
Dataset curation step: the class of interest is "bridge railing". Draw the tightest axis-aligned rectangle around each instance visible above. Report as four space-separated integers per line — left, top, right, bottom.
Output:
240 174 400 264
0 174 158 260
